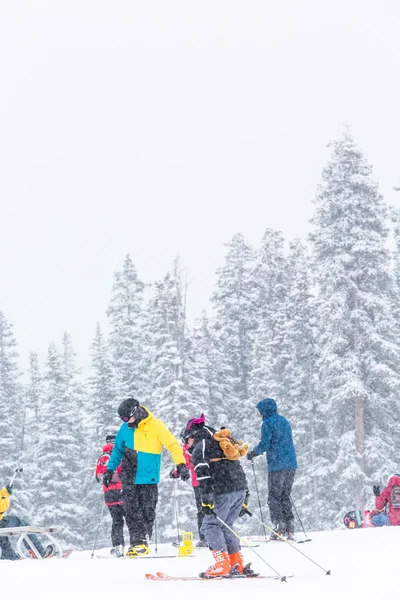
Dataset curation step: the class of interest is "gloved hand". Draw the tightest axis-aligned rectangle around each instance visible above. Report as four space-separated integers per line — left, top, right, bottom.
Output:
5 486 13 496
373 485 380 497
247 450 256 461
169 468 178 479
176 463 190 482
239 490 251 517
102 470 114 487
201 493 215 515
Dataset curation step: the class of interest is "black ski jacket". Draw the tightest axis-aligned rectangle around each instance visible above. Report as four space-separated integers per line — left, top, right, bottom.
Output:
191 426 247 496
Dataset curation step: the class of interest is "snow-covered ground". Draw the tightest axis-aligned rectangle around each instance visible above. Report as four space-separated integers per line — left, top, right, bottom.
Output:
1 527 398 599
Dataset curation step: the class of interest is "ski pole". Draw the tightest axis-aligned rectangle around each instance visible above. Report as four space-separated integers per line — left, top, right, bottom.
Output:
173 479 181 546
251 461 268 542
215 515 288 582
91 499 106 559
290 496 312 543
250 511 330 575
8 467 23 489
154 518 158 555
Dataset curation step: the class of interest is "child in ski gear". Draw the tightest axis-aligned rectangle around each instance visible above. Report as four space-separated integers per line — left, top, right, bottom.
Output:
95 433 126 556
170 415 207 547
103 397 188 557
0 487 52 560
247 398 297 540
187 415 254 578
372 474 400 526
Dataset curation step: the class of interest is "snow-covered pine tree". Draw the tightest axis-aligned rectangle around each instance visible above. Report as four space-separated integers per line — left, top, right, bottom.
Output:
0 312 26 513
107 254 144 399
249 229 289 414
143 260 200 540
310 129 400 523
279 239 327 531
211 233 256 429
190 312 231 427
35 340 86 548
21 352 45 522
83 323 119 549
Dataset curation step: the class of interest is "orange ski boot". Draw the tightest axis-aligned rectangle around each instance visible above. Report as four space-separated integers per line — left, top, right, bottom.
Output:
229 551 259 578
199 549 231 578
229 551 245 573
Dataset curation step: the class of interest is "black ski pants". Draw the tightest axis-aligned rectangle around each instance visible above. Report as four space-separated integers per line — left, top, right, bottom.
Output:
267 468 296 525
123 484 158 546
107 503 125 547
193 486 205 541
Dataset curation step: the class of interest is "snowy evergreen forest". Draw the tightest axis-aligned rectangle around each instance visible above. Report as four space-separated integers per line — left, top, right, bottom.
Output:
1 129 400 549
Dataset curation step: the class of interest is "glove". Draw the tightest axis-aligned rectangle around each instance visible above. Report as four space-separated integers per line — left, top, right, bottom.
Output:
373 485 380 497
169 468 179 479
239 490 251 517
247 450 256 461
5 486 13 496
201 493 215 515
176 463 190 482
102 470 114 487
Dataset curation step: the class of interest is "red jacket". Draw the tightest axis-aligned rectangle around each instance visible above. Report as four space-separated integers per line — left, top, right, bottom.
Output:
95 443 123 506
375 474 400 526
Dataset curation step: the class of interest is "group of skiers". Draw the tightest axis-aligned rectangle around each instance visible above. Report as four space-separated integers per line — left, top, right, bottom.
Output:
95 396 298 578
1 393 398 571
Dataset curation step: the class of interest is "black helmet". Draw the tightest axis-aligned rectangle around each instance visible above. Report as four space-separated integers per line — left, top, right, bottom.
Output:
106 433 116 444
118 397 140 422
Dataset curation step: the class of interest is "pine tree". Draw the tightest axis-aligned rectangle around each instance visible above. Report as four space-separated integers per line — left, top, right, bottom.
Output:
83 323 119 549
35 340 87 547
279 240 327 530
190 312 231 427
249 229 288 414
211 233 256 426
0 312 25 510
21 353 45 522
143 260 199 540
107 254 144 399
310 129 400 522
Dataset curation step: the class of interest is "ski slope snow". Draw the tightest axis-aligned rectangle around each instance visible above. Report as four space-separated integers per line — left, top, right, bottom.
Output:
0 527 397 599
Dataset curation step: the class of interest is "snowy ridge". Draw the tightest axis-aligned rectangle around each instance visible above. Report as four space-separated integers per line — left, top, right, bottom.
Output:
1 527 398 599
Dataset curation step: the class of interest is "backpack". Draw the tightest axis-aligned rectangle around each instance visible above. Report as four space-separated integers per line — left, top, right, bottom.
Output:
213 428 248 460
391 486 400 508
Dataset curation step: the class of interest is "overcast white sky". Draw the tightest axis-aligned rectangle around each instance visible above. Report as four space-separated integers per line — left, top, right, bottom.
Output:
1 0 400 374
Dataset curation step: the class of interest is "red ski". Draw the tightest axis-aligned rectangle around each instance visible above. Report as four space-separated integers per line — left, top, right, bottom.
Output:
145 570 285 581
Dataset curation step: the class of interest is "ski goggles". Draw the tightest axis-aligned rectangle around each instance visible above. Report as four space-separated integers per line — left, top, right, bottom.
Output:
120 406 139 422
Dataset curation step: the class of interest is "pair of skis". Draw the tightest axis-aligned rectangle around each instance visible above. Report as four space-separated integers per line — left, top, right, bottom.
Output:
145 571 293 581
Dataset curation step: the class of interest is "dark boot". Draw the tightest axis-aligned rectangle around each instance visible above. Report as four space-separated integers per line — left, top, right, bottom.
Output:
269 522 285 541
286 519 295 541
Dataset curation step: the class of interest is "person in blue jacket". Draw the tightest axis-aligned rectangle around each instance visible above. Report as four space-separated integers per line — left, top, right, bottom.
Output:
247 398 297 540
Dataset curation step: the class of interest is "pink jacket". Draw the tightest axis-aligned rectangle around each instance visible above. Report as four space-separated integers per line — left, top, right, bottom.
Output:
375 475 400 526
183 443 199 487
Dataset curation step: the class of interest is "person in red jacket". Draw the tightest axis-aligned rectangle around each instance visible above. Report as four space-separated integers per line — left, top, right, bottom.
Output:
372 474 400 526
95 433 126 556
170 415 208 547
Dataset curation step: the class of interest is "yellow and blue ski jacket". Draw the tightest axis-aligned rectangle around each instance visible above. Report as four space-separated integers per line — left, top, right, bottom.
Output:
108 408 184 484
0 488 11 520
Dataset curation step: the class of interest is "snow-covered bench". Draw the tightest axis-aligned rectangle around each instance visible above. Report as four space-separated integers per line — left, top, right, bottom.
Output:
0 526 63 559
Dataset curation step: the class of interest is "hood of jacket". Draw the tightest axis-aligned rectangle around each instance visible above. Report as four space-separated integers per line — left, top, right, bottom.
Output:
256 398 278 419
387 474 400 487
102 443 114 454
188 424 216 453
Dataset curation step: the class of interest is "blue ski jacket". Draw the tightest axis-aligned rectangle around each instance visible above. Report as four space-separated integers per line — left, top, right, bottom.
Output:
253 398 297 472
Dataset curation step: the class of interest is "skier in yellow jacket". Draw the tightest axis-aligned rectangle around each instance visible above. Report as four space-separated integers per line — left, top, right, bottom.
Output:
0 486 52 560
103 398 189 557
